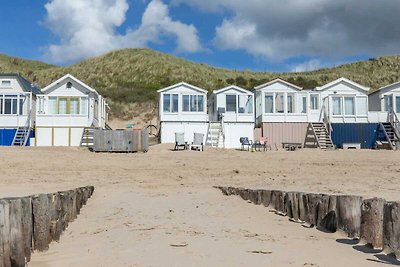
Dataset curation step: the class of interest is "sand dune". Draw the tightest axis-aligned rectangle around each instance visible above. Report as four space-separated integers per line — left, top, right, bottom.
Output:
0 145 398 266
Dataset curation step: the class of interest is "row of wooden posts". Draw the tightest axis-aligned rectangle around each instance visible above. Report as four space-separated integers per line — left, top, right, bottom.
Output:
0 185 95 267
215 186 400 259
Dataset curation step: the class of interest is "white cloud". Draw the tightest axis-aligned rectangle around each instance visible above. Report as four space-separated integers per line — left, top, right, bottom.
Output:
43 0 202 64
291 59 322 72
175 0 400 62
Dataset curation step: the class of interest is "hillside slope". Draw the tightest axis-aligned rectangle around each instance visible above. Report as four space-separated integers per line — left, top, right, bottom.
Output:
1 48 400 119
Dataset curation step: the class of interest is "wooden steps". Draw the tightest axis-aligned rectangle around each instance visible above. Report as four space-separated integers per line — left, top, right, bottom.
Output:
206 122 224 148
12 127 31 146
304 122 334 149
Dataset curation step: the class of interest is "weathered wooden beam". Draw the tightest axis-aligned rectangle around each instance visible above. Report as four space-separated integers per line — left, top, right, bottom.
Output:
7 198 25 267
317 195 337 232
306 193 323 227
248 189 262 205
238 189 249 201
336 195 363 239
0 199 11 267
32 194 51 252
20 196 32 263
360 198 385 249
260 190 271 207
383 201 400 258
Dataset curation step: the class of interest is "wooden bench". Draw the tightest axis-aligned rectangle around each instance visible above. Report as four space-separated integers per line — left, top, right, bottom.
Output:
282 142 302 151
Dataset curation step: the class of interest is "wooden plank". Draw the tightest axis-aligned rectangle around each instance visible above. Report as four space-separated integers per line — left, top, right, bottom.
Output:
20 197 32 262
361 198 385 249
260 190 272 207
49 193 62 242
7 198 25 267
317 195 337 232
248 189 262 205
32 194 51 252
383 201 400 258
0 200 11 267
238 189 249 201
336 195 363 239
306 193 323 227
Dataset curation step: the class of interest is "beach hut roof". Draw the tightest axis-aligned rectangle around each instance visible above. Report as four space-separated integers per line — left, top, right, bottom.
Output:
41 74 99 95
213 85 252 95
0 73 42 95
315 77 369 92
157 82 208 94
254 78 303 91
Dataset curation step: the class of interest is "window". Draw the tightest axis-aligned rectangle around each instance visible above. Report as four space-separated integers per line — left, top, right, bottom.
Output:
183 95 190 112
66 82 72 89
238 95 253 114
301 96 307 113
48 97 58 114
163 94 178 113
357 97 367 116
265 95 273 113
332 97 342 115
310 94 319 110
58 97 68 114
80 97 88 115
70 98 79 114
226 95 237 112
19 96 26 115
384 95 393 112
287 94 294 113
183 95 204 112
344 97 355 115
1 80 11 87
275 93 284 113
396 96 400 113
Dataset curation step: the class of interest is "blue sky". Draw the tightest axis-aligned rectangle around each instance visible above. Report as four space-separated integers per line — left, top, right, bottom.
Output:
1 0 400 72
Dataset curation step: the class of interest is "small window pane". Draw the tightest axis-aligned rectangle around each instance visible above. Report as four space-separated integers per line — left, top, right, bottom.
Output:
301 96 307 113
4 99 12 114
70 98 79 114
163 94 171 112
332 97 342 115
183 95 190 112
310 94 319 110
275 93 284 113
357 97 367 116
265 95 273 113
1 81 11 87
48 97 57 114
190 95 197 112
172 94 178 112
384 95 393 112
396 96 400 113
344 97 355 115
226 95 237 112
197 95 204 112
19 97 25 115
80 97 88 115
12 99 17 114
287 94 294 113
59 98 68 114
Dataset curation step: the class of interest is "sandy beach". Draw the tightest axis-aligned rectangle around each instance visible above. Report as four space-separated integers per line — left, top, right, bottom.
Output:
0 145 399 266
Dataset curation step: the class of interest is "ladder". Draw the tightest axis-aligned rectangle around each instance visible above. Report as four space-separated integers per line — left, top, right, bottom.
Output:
379 122 399 150
12 111 31 146
80 127 97 148
206 121 225 148
304 122 334 149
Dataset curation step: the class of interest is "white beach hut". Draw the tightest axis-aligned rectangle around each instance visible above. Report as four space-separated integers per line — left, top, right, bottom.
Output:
35 74 108 146
157 82 208 144
0 73 41 146
209 85 254 148
316 77 369 123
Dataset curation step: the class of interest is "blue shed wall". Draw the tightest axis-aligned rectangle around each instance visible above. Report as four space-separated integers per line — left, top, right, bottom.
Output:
0 129 33 146
331 123 386 149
